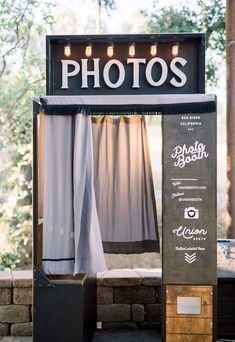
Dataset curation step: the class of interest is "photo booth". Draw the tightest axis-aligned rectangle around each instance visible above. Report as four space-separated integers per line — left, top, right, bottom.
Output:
33 34 217 342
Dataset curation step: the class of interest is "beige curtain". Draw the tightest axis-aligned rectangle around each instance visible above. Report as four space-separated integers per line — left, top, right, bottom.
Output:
92 115 159 254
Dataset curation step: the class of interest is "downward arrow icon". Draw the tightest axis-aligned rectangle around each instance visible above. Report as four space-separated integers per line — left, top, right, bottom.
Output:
184 252 197 264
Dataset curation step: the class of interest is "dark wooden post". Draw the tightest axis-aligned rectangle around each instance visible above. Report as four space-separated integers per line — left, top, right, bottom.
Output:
227 0 235 238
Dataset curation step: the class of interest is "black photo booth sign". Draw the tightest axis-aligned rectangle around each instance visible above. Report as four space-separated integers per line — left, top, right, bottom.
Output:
46 34 205 95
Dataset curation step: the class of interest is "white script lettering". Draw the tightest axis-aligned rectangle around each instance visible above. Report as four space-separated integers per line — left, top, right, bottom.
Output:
172 226 208 240
171 141 209 168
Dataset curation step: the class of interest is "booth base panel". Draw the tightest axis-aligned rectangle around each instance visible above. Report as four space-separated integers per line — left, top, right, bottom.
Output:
166 334 212 342
33 273 96 342
164 285 215 342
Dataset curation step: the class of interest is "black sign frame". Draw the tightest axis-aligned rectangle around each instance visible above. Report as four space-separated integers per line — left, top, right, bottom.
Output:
46 33 205 96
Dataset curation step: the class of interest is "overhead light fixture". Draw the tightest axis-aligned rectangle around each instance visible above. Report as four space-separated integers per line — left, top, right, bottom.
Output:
107 42 114 57
172 42 179 56
85 43 92 57
129 42 135 57
150 42 158 57
64 43 71 57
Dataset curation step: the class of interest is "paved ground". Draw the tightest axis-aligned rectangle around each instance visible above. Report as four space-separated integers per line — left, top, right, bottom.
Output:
0 339 32 342
93 330 161 341
1 334 235 341
0 333 160 342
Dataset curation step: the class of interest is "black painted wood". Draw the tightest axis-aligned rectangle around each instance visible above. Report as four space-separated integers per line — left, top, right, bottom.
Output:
33 274 97 342
217 279 235 338
162 112 217 285
46 34 205 96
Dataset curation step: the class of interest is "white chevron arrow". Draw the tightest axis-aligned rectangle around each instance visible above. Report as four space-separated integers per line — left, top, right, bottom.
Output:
184 252 197 263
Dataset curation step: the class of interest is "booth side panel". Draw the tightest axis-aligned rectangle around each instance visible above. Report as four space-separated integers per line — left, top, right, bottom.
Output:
33 274 97 342
33 109 43 271
33 283 83 342
83 273 97 342
162 112 217 285
33 109 39 269
162 111 217 341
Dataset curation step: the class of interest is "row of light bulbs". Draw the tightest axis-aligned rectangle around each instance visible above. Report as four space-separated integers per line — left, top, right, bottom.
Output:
64 42 180 58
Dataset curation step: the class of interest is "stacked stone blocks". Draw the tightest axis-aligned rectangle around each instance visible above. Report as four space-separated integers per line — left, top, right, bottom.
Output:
0 271 32 336
97 271 162 330
0 269 162 336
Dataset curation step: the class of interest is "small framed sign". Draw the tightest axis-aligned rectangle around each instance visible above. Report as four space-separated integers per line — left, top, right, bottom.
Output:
177 296 202 315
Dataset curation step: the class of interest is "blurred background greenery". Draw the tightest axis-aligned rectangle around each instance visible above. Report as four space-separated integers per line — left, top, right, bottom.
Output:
0 0 226 270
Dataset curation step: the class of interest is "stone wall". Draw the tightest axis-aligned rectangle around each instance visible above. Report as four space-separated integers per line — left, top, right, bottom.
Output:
97 269 162 330
0 271 32 336
0 269 162 336
0 246 234 336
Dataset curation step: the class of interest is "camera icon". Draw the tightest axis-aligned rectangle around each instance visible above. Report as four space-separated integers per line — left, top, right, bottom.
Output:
184 207 199 219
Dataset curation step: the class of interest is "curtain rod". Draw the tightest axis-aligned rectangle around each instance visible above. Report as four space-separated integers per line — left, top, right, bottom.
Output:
34 98 216 116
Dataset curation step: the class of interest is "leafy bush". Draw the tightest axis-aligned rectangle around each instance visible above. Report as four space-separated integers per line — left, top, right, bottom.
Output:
0 0 55 270
0 252 21 271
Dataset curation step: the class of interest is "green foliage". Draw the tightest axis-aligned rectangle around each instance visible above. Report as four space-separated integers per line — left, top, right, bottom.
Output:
0 252 21 271
144 0 226 85
0 0 55 78
146 6 198 33
0 0 55 270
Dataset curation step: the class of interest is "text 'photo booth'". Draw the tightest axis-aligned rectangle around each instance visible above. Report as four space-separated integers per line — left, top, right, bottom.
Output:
33 34 217 342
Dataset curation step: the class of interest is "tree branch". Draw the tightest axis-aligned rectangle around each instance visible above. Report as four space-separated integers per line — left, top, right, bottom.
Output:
7 78 44 113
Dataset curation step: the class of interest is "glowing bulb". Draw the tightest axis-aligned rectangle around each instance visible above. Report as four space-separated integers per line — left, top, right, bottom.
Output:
172 43 179 56
64 43 71 57
150 42 157 57
85 43 92 57
129 42 135 57
107 43 114 57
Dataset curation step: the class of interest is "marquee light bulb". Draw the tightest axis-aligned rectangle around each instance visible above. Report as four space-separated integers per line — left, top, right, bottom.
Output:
172 42 179 56
150 42 157 57
107 43 114 57
64 43 71 57
85 43 92 57
129 42 135 57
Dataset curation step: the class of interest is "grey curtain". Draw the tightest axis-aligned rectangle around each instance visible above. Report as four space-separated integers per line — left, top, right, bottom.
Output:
42 115 75 274
92 115 159 254
42 113 159 274
42 114 107 274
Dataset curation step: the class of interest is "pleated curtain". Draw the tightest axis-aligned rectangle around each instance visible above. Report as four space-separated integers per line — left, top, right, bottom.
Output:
42 113 159 275
92 116 159 254
42 114 107 274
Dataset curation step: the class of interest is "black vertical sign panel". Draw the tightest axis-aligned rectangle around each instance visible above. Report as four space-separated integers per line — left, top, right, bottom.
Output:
162 112 217 285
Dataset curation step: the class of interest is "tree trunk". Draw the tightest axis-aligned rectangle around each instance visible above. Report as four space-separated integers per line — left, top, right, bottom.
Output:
96 0 101 34
226 0 235 237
